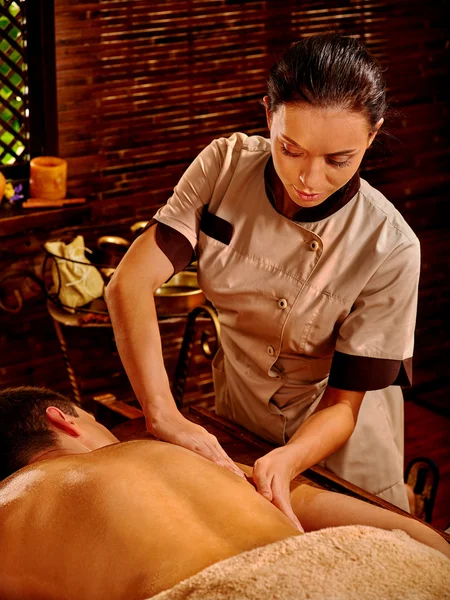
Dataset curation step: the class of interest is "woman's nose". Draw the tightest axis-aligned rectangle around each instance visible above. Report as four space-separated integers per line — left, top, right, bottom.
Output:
299 161 323 192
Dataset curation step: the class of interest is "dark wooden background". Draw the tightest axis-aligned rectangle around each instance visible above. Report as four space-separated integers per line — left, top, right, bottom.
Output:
0 0 448 527
1 0 448 411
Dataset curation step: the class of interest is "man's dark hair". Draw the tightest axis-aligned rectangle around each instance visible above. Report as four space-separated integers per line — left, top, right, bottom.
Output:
0 386 79 481
267 33 387 131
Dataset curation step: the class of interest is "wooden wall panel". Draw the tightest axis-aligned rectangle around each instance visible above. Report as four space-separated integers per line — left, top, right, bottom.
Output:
0 0 449 416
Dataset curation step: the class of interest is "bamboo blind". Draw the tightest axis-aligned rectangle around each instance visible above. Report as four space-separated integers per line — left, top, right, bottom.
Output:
55 1 405 206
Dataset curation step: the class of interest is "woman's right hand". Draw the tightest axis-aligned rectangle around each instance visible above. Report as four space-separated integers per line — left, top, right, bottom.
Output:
148 411 247 479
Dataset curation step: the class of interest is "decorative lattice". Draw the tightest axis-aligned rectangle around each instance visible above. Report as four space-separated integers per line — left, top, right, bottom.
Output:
0 0 28 165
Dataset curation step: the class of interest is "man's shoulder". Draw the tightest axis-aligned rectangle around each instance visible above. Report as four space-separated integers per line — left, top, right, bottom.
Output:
0 440 203 521
0 442 157 558
0 452 106 516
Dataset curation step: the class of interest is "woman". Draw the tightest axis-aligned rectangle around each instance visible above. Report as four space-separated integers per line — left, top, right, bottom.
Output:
106 33 420 528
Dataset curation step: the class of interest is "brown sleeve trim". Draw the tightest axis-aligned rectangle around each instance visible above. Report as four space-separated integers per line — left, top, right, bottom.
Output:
138 219 195 275
200 206 234 245
328 351 413 391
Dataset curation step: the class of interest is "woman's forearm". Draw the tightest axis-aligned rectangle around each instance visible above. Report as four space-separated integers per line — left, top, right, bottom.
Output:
106 277 176 418
290 484 450 559
286 386 364 473
287 396 356 473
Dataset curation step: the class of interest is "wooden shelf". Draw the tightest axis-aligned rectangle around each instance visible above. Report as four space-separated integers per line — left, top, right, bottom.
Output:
0 204 91 238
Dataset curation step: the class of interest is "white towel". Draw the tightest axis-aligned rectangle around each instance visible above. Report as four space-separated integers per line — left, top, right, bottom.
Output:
151 525 450 600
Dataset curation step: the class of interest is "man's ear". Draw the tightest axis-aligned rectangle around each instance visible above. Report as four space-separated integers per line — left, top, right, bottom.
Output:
263 96 272 130
367 117 384 148
46 406 81 438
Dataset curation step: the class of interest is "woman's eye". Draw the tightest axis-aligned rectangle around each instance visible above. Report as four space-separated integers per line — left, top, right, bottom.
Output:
328 158 351 168
280 144 302 158
279 143 351 168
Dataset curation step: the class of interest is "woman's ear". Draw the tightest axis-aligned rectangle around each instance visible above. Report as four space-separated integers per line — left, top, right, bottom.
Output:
367 117 384 147
263 96 272 130
46 406 81 438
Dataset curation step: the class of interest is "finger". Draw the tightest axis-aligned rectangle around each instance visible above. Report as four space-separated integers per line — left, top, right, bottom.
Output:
252 460 273 501
207 437 235 463
190 437 246 479
220 455 246 478
205 438 246 478
213 453 247 479
273 495 304 532
216 459 247 479
253 470 274 502
271 481 304 532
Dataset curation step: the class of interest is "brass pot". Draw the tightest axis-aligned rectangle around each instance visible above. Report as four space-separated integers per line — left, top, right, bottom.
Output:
154 271 205 316
97 235 131 253
95 236 131 279
130 221 149 236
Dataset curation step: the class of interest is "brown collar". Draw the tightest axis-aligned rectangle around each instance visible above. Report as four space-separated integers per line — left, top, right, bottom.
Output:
264 157 360 223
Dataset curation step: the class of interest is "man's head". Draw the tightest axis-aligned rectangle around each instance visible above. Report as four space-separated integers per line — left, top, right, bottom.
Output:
0 386 119 481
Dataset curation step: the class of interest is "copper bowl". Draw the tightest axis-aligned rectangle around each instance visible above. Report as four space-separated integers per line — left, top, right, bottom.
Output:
154 271 205 316
130 221 149 236
97 235 131 252
95 235 131 280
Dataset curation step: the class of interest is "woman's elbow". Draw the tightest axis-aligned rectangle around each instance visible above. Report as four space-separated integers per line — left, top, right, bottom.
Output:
105 260 159 317
104 268 128 313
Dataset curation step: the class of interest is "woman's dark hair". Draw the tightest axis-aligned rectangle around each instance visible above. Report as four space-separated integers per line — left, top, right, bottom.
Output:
0 386 79 481
267 33 387 131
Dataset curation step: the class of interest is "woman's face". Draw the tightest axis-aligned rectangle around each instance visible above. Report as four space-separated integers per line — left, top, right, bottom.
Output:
265 100 382 208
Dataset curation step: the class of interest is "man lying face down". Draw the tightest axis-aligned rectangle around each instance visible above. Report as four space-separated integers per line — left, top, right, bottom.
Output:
0 387 448 600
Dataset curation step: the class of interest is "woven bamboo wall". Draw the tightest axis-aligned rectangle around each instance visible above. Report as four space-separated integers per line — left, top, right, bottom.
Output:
0 0 449 414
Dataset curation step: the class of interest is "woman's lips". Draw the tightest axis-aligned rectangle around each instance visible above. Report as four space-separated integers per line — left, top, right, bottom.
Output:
293 186 321 202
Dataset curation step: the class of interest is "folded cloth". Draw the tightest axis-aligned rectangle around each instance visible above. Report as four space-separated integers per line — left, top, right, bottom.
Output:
44 235 104 308
151 525 450 600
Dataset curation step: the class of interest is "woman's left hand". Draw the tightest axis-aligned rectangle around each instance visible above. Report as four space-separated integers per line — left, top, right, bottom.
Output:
252 446 304 532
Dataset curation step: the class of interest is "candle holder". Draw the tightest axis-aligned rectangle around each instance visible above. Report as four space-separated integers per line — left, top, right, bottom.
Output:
29 156 67 201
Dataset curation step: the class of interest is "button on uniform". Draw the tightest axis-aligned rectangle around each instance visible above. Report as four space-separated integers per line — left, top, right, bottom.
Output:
310 240 319 251
278 298 288 309
269 368 281 380
267 345 275 356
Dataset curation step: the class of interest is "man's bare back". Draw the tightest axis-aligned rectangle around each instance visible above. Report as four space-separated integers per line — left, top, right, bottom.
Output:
0 440 299 600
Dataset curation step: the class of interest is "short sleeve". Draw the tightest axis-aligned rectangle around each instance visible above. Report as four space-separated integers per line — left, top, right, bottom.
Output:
152 137 227 250
137 219 195 275
329 238 421 391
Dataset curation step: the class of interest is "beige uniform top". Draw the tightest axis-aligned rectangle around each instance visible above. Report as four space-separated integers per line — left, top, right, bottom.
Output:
150 132 420 509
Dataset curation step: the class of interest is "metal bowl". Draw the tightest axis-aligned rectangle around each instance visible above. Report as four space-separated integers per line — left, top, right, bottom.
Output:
130 221 149 236
96 236 131 275
154 271 206 316
97 236 131 251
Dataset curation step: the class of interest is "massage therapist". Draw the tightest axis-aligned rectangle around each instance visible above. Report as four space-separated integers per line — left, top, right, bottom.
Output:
106 33 420 527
